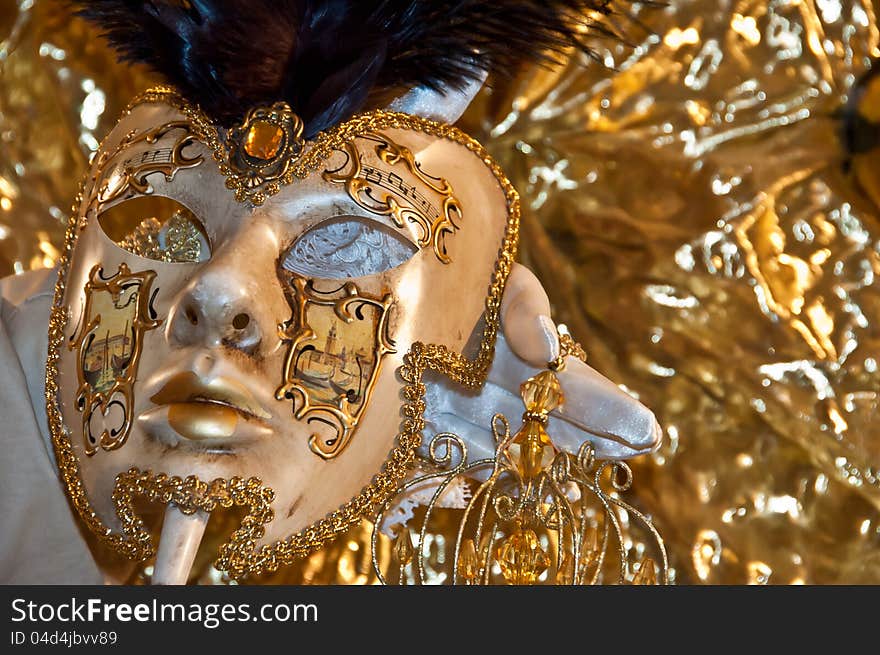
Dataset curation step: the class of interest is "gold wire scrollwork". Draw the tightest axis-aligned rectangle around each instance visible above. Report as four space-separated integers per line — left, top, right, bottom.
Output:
275 274 396 459
323 132 462 264
67 262 162 455
371 371 669 586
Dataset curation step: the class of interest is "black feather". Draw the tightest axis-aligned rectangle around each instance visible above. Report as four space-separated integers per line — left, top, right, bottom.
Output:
68 0 642 135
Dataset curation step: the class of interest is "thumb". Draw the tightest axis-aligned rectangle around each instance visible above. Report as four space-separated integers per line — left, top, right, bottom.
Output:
499 263 559 367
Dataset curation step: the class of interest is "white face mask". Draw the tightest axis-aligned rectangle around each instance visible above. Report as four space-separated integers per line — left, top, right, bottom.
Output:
47 88 517 579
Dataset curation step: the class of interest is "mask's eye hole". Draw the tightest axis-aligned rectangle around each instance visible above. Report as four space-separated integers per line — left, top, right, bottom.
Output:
98 195 211 264
283 216 417 278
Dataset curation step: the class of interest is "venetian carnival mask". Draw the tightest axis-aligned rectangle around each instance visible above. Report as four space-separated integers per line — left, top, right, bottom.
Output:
48 0 659 582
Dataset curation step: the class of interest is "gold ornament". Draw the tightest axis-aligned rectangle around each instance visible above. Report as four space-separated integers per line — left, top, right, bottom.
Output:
496 526 551 585
93 121 203 215
225 102 305 204
68 262 162 455
371 364 669 585
275 274 396 460
323 131 463 264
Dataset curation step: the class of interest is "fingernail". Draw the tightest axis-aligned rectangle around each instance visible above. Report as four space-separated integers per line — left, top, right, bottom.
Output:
539 314 560 362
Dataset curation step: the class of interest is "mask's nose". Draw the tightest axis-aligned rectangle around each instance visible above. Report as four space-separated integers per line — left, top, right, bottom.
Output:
166 268 263 355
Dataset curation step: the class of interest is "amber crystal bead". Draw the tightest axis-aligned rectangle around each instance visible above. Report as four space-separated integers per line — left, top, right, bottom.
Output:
508 422 556 480
393 528 415 566
507 370 565 479
631 557 658 585
496 527 550 585
457 538 479 583
519 370 564 415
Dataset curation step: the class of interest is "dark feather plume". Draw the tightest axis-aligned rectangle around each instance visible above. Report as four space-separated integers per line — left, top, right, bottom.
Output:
69 0 639 136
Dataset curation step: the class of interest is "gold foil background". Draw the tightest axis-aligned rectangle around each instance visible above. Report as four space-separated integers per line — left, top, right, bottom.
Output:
2 0 879 583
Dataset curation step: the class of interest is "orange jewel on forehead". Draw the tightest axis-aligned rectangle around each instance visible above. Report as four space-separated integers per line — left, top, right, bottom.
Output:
244 120 285 160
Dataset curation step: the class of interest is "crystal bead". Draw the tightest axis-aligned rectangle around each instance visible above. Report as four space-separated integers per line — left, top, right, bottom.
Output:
457 539 479 583
508 421 557 480
496 527 550 585
393 528 414 566
632 556 657 585
519 370 564 415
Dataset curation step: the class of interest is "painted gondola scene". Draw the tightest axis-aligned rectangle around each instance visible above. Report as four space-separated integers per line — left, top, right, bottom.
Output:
81 282 141 395
294 308 378 409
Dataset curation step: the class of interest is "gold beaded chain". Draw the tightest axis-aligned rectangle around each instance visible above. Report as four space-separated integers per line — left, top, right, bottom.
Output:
45 87 520 579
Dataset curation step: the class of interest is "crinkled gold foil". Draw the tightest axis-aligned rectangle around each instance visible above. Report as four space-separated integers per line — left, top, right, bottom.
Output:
2 0 880 583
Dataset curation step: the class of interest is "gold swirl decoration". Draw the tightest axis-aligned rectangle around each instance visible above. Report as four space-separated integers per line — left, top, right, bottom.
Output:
322 131 463 264
275 274 397 460
92 120 203 213
68 263 161 455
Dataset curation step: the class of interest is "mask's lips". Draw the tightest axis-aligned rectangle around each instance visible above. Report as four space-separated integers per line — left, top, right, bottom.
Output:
150 371 271 419
144 371 272 443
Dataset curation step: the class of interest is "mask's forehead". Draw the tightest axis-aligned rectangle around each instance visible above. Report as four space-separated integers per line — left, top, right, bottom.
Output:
77 103 512 379
87 99 509 277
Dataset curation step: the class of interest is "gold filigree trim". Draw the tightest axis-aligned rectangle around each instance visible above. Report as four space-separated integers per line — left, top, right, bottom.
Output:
68 262 161 455
275 275 396 460
47 86 520 579
111 469 275 579
322 132 462 264
93 120 203 217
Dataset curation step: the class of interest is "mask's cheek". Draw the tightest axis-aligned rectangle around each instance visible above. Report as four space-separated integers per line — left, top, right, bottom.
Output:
56 221 206 521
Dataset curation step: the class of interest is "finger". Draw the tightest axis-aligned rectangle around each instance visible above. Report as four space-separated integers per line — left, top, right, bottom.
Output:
429 372 659 460
555 358 662 456
500 263 559 367
486 333 662 456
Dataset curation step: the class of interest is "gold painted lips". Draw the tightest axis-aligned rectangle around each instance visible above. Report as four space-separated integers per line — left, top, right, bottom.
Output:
149 372 271 441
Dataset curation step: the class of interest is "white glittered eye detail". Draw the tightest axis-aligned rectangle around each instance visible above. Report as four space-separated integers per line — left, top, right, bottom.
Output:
283 216 418 278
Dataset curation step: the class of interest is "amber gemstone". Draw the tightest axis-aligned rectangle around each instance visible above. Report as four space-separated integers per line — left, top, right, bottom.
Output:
496 528 550 585
244 120 284 160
